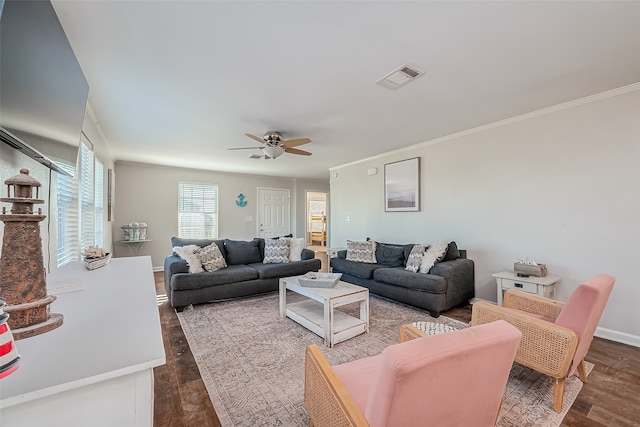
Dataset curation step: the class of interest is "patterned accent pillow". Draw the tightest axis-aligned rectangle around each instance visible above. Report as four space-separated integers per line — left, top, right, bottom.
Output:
195 243 227 272
173 245 204 273
419 241 450 274
286 237 305 262
263 238 290 264
405 244 427 272
346 240 377 264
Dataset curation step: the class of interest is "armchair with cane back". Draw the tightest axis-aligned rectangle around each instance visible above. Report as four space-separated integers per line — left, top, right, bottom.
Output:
304 320 522 427
471 274 615 412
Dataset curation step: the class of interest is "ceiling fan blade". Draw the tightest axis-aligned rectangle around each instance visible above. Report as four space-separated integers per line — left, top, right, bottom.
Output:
245 133 267 144
282 137 311 148
228 146 264 150
264 155 272 160
285 147 312 156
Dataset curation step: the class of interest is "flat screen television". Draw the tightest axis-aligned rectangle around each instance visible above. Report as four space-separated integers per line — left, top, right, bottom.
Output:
0 0 89 175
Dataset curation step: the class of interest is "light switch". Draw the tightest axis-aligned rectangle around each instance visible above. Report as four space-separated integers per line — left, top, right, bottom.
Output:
346 215 351 222
245 216 253 222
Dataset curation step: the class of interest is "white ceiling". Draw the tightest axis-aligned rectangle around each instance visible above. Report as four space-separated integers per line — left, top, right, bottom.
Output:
51 1 640 180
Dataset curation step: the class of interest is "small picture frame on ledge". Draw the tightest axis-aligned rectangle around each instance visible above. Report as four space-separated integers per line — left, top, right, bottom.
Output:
384 157 420 212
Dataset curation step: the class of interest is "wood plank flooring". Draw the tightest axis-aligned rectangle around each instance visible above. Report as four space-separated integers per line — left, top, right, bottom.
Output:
153 255 640 427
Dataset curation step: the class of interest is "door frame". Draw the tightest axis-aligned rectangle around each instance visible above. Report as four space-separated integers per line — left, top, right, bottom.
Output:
256 187 291 238
305 189 329 247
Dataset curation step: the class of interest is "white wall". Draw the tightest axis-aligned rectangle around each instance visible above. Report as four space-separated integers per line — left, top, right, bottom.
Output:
329 86 640 346
112 162 328 269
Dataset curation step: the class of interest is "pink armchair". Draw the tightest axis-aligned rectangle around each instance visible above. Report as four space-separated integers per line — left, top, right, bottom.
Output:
471 274 615 412
304 320 522 427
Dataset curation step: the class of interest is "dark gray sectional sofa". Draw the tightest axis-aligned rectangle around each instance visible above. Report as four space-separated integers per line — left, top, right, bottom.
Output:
330 241 474 317
164 237 321 310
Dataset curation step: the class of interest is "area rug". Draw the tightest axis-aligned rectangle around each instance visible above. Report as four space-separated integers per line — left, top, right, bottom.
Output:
177 292 592 427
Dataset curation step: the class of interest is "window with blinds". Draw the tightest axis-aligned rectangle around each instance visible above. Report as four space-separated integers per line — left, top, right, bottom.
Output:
178 182 218 239
95 159 104 247
56 161 79 267
79 140 96 253
56 135 105 267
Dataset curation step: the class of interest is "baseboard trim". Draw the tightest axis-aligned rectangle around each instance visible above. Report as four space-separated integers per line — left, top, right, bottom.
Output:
468 298 639 348
595 327 640 348
153 266 163 273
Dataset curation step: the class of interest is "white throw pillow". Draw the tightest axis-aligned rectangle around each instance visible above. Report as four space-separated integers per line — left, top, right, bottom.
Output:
173 245 204 273
195 243 227 272
405 244 427 273
346 240 377 264
264 238 290 263
419 241 449 274
287 237 305 262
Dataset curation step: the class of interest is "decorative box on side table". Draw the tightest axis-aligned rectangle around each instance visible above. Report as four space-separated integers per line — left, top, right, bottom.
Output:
493 271 560 306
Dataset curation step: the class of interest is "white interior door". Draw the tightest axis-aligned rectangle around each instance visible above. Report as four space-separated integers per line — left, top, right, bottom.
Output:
257 188 290 238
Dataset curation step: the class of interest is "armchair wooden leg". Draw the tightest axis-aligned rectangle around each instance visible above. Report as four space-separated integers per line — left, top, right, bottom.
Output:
577 359 588 383
553 377 567 413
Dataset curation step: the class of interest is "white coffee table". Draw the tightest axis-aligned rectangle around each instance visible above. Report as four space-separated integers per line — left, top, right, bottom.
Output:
279 276 369 347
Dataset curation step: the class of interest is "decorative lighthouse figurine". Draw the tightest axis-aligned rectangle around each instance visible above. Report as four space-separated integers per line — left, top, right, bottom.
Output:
0 169 63 340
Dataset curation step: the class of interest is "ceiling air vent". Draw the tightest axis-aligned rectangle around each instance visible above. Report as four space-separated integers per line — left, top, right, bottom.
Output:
376 64 424 90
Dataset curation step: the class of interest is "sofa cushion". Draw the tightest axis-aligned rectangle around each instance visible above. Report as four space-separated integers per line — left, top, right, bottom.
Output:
171 264 260 291
346 240 377 263
171 237 225 259
331 257 382 279
419 241 449 273
225 239 262 265
196 242 227 272
405 244 427 273
250 259 321 280
264 238 290 264
375 244 405 267
373 267 448 293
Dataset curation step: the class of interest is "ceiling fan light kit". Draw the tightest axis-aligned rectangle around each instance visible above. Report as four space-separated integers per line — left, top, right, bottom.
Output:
263 145 285 159
229 131 313 159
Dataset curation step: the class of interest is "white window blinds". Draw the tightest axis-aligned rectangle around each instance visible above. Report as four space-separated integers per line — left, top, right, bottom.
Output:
178 182 218 239
79 140 95 253
56 161 79 267
56 135 105 267
94 158 104 247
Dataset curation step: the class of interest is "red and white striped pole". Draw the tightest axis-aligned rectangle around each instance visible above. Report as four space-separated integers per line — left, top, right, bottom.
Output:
0 300 20 379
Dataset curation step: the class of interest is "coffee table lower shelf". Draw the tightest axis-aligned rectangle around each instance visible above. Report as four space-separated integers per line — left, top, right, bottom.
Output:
286 300 367 346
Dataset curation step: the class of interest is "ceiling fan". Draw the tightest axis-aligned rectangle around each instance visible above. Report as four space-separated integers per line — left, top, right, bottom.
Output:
228 131 312 159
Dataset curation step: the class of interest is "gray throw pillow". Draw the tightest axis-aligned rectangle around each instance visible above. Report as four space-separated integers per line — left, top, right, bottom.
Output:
195 243 227 272
224 239 262 265
263 238 290 264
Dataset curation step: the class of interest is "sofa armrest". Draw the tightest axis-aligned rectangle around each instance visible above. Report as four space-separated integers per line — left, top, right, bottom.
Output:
301 248 315 260
304 345 369 427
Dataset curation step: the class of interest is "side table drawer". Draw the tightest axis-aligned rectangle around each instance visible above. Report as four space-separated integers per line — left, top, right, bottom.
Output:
500 278 538 293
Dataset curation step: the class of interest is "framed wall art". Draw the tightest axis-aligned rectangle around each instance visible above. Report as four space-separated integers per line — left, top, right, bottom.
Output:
384 157 420 212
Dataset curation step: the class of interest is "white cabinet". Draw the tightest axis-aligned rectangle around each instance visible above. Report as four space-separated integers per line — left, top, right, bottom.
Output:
0 257 165 427
493 270 560 306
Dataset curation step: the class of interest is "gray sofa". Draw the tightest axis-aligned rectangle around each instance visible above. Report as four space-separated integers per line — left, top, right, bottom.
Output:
330 241 474 317
164 237 321 310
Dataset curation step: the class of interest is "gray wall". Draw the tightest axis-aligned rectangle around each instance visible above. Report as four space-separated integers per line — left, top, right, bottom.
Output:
112 162 328 269
329 86 640 346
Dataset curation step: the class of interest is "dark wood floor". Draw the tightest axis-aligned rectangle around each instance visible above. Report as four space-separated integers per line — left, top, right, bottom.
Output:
152 264 640 427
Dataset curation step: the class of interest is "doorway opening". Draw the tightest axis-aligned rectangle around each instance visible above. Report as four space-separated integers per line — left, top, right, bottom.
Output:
306 191 327 250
